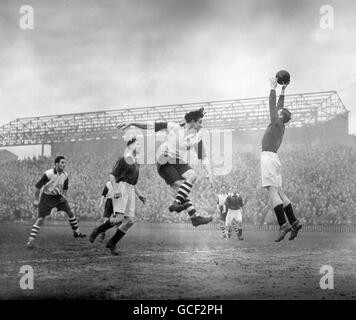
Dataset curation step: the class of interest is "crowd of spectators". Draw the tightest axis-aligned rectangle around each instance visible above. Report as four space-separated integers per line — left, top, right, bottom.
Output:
1 142 355 225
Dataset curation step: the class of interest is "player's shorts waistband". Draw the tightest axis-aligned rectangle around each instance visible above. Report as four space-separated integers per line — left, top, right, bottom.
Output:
261 151 280 159
41 192 63 198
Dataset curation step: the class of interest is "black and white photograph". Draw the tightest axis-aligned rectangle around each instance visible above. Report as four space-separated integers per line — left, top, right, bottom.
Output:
0 0 356 311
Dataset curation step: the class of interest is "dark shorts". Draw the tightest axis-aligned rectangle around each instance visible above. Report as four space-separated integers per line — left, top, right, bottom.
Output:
157 163 192 186
38 193 72 218
103 198 113 218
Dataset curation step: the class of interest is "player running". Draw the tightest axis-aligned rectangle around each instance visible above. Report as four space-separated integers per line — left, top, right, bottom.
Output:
261 77 302 242
225 185 244 240
89 138 146 255
118 108 214 227
217 184 229 238
26 156 86 249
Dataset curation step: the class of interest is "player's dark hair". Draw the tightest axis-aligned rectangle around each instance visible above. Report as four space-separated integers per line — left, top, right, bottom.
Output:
127 137 137 146
281 108 292 122
54 156 65 164
184 108 206 123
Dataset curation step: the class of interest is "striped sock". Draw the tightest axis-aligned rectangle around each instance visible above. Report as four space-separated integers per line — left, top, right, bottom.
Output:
233 223 240 236
29 224 40 241
175 181 193 204
184 198 196 217
69 217 79 232
219 221 225 235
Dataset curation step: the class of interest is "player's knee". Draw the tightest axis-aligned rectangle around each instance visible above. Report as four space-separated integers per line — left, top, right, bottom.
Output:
172 180 183 190
119 217 135 232
184 170 197 183
111 213 124 226
126 218 135 228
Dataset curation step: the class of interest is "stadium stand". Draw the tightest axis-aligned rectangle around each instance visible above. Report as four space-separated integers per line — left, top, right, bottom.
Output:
1 91 355 226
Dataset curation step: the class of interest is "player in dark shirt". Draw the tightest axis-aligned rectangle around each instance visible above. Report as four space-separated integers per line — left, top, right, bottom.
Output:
261 77 302 242
225 186 244 240
89 138 146 255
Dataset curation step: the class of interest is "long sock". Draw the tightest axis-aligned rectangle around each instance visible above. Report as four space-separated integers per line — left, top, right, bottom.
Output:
238 228 243 238
69 217 80 232
96 220 112 234
110 228 125 245
175 181 193 204
284 203 297 225
274 204 287 226
184 198 197 217
29 224 40 241
233 223 240 236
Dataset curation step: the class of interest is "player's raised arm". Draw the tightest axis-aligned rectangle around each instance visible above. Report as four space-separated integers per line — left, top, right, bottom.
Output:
269 77 278 121
277 83 288 110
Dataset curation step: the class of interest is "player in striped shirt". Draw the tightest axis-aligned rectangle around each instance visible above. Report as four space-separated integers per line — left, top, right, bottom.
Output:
118 108 214 227
26 156 86 249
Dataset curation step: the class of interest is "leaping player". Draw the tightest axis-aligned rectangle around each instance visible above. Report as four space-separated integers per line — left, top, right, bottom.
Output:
217 184 228 238
261 77 302 242
26 156 86 249
118 108 214 227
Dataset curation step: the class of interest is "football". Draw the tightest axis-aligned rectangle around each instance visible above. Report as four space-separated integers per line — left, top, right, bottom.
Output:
276 70 290 85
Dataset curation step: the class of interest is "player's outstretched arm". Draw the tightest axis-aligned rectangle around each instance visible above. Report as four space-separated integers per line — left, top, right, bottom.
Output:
277 82 288 110
118 122 170 132
269 77 278 121
118 123 148 130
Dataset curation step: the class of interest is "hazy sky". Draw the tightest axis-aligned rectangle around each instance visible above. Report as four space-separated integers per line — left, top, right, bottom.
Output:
1 0 355 140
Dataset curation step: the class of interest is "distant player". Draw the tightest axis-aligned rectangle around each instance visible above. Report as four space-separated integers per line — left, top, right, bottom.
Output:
225 185 244 240
97 181 117 241
216 184 228 238
89 138 146 255
118 108 214 227
26 156 86 249
261 77 302 242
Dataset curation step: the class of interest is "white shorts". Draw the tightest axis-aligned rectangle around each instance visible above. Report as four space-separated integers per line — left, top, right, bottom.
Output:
226 209 242 226
112 181 136 217
261 151 282 188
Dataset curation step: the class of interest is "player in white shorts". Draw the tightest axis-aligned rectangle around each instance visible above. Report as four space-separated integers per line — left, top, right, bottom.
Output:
217 185 228 238
225 186 244 240
261 76 302 242
89 138 146 255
